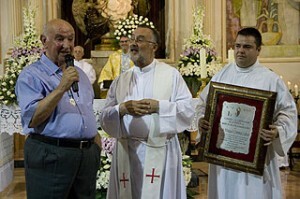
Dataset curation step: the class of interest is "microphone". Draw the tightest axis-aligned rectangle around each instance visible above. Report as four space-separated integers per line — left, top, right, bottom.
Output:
65 54 79 93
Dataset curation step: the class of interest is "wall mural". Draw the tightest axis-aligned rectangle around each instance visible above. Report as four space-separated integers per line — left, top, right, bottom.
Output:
226 0 300 60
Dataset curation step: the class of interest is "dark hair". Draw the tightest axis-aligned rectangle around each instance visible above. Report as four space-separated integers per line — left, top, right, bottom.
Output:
237 27 262 48
137 25 161 46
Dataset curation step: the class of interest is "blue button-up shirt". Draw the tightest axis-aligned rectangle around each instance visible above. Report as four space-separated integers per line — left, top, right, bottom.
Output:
15 54 97 139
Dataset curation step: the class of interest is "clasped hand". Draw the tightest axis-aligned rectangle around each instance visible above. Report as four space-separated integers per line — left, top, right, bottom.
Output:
120 99 159 117
198 117 279 146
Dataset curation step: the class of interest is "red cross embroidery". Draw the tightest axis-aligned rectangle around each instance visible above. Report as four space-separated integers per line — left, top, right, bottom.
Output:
145 168 160 183
120 173 129 188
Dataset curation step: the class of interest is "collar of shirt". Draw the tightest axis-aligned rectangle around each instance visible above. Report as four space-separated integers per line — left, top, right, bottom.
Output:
134 59 156 73
234 60 259 73
121 52 130 57
74 59 83 68
40 54 62 76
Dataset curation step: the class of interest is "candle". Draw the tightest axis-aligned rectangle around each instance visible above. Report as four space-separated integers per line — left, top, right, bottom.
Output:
200 48 207 78
228 48 234 63
295 84 298 96
287 81 291 90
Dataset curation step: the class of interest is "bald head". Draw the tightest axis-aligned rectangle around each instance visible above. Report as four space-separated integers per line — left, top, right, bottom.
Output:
40 19 75 67
74 46 85 61
74 45 84 51
42 19 74 37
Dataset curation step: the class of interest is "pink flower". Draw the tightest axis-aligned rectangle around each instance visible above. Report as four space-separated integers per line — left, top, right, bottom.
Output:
101 137 116 154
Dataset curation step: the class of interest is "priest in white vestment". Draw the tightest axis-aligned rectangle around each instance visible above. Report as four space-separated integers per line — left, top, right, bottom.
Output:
197 27 298 199
100 26 194 199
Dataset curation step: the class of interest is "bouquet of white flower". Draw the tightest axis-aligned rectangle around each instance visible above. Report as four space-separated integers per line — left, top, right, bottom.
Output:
114 14 155 40
177 6 222 97
0 7 43 105
96 130 116 199
182 155 193 186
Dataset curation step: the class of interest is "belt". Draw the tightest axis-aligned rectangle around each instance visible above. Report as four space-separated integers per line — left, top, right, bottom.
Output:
120 135 175 148
29 134 94 149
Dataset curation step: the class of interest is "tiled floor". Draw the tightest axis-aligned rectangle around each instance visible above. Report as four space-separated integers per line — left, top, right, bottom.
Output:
0 168 26 199
1 159 300 198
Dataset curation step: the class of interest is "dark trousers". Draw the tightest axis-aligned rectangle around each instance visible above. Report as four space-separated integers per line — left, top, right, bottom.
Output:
24 136 101 199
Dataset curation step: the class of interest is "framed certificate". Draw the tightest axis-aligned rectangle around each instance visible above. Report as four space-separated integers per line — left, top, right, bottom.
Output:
198 82 277 175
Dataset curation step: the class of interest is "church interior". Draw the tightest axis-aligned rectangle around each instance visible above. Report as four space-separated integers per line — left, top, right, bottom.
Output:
0 0 300 198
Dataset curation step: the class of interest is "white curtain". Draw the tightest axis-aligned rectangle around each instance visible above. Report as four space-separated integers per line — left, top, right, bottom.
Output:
165 0 197 62
0 0 24 75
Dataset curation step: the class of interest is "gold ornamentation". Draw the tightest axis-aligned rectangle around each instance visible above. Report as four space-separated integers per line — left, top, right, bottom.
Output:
196 77 210 97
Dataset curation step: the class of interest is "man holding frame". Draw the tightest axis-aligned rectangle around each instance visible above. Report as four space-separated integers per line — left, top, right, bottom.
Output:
197 27 298 199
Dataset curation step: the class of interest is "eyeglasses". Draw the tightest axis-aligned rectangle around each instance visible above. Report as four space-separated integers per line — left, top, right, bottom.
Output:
129 35 156 45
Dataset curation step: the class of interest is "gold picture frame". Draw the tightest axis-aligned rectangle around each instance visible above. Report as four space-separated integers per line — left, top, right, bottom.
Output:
198 82 277 175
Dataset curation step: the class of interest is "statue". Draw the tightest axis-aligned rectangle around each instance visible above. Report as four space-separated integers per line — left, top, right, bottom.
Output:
72 0 109 45
72 0 151 49
84 6 110 45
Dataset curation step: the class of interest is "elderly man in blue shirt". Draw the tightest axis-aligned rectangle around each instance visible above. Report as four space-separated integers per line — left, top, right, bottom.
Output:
15 19 101 199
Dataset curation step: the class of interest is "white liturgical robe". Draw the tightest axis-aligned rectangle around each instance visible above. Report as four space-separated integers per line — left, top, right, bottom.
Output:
74 59 96 84
197 60 298 199
99 59 195 199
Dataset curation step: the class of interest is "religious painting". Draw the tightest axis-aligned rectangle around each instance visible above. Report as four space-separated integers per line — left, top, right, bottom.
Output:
198 82 277 176
225 0 300 62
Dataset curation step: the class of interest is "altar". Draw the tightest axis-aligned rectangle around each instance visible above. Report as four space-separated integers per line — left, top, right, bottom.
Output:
0 105 20 192
0 133 14 192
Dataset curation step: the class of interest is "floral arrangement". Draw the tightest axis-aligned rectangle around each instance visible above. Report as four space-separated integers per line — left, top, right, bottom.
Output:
176 6 222 97
0 7 43 105
178 47 218 77
114 14 155 40
177 6 218 78
182 155 193 186
96 130 116 199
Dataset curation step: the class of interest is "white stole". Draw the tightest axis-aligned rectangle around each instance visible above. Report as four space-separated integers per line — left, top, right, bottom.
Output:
115 61 173 199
